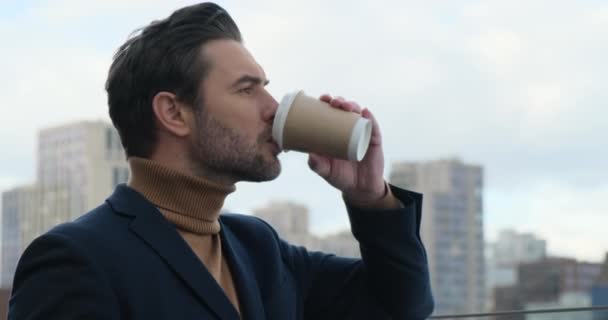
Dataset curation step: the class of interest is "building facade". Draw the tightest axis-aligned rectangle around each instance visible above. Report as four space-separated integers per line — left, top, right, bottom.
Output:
37 121 128 220
592 253 608 320
1 186 41 288
518 258 602 303
253 201 361 257
487 229 547 310
389 158 486 315
318 230 359 258
525 292 592 320
253 201 319 249
492 229 547 267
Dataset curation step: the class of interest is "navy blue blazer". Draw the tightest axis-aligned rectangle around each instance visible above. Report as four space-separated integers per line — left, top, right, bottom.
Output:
9 184 433 319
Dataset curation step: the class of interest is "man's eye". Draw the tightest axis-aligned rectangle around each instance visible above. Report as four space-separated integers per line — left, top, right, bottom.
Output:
239 87 253 95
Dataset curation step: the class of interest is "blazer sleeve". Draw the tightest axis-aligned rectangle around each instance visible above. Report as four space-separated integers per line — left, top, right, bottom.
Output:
278 185 434 320
8 229 120 320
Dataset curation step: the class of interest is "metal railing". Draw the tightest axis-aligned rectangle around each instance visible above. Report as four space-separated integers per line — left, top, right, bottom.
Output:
429 305 608 319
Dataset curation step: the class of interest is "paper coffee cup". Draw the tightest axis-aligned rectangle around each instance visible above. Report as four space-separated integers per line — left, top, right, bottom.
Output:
272 90 372 161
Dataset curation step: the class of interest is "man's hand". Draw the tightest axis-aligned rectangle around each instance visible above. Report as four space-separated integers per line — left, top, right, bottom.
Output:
308 94 389 208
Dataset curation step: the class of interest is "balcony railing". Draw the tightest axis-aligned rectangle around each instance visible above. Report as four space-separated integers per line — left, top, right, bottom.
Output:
429 305 608 319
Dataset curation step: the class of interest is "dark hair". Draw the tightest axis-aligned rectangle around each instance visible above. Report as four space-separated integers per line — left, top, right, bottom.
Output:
106 2 242 158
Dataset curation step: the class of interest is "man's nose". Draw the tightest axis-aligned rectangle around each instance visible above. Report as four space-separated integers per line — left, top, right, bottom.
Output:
263 93 279 124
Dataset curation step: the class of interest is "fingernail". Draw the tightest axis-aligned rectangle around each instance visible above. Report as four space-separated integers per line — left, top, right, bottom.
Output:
309 159 317 170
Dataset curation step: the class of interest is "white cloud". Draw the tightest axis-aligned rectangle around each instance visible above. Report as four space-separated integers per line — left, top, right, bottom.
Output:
0 177 24 193
28 0 200 21
587 5 608 27
0 45 111 177
487 182 608 261
470 29 523 76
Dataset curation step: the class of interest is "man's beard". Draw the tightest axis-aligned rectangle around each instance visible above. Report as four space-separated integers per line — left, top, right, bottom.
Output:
191 111 281 183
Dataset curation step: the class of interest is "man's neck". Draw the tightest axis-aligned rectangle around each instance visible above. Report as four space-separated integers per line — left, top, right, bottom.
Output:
147 149 238 187
127 157 237 234
186 163 239 187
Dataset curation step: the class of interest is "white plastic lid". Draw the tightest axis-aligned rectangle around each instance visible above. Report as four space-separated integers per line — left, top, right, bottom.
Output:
272 90 302 150
347 117 372 161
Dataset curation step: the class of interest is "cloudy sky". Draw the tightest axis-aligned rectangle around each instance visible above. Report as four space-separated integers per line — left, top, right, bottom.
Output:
1 0 606 261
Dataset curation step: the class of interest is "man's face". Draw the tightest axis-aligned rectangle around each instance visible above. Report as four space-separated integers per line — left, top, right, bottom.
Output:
189 39 281 183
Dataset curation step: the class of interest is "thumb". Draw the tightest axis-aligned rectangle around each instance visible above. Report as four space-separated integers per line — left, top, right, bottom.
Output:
308 153 331 178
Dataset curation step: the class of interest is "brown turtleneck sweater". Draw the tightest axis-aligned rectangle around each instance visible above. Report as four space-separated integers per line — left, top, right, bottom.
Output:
127 157 241 315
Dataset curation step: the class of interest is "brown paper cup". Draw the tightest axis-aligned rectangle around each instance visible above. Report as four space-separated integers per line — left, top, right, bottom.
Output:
272 90 372 161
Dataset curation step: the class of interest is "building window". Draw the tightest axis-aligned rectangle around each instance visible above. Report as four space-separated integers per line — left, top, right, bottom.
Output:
112 167 130 187
112 167 119 187
106 128 113 151
122 168 130 183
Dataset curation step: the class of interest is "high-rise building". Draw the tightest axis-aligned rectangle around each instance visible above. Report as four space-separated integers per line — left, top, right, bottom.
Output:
1 120 128 288
492 229 547 267
525 292 592 320
318 230 359 258
487 229 547 310
389 158 485 315
253 201 319 249
1 185 41 288
493 286 524 320
518 258 602 303
37 121 128 218
253 201 361 257
0 288 10 318
494 257 603 317
591 253 608 320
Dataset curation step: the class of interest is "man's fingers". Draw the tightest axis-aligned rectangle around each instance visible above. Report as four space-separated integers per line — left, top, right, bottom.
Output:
308 153 331 178
330 96 345 107
347 101 362 114
320 94 332 103
320 94 362 114
362 108 382 145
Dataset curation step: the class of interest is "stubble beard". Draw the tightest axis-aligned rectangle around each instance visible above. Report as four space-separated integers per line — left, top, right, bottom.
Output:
192 111 281 183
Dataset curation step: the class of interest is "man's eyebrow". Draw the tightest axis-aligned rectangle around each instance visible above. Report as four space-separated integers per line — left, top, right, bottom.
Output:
231 74 270 88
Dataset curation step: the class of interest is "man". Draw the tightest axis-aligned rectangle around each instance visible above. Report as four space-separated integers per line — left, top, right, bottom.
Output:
9 3 433 319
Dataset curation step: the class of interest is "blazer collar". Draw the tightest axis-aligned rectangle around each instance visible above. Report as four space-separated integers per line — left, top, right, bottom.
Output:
220 221 266 320
106 184 241 320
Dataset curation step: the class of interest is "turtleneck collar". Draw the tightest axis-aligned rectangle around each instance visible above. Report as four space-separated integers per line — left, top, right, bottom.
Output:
127 157 236 234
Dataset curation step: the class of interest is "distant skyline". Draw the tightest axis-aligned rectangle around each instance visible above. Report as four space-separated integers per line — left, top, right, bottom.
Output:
1 0 606 261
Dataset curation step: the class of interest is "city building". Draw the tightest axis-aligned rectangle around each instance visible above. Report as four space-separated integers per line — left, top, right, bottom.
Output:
318 230 359 258
253 201 319 249
37 120 128 218
1 185 41 288
495 257 603 318
389 158 485 315
592 253 608 320
0 288 10 318
518 258 601 303
525 292 592 320
493 285 524 320
1 120 128 288
487 229 547 310
492 229 547 267
253 201 360 257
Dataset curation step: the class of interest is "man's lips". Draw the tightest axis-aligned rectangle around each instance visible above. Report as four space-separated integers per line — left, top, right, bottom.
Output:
266 137 281 154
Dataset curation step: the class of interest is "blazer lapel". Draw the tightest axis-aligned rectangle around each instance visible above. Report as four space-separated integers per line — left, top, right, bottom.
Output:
106 184 240 320
220 222 266 320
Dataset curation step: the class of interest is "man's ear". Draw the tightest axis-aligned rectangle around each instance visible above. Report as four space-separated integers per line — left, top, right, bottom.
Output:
152 92 194 137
